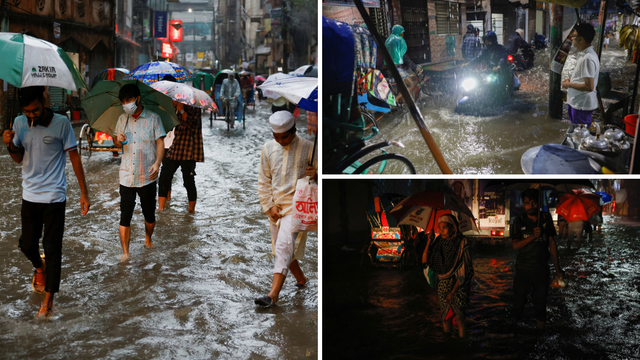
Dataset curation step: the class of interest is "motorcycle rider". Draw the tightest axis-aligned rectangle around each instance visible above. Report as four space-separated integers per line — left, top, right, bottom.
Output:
463 31 513 98
506 29 529 55
384 24 424 103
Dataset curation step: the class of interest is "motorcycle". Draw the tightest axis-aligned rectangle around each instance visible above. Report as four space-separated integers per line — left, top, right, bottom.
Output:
508 46 535 72
454 66 521 115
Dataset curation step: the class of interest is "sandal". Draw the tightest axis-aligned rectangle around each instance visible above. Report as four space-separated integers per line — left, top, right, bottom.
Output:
32 258 46 294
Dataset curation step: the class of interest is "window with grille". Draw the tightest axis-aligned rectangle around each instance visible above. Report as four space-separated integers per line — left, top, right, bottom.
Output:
436 2 460 35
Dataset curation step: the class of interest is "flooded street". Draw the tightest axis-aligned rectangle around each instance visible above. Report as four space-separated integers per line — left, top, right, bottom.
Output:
370 44 636 174
324 215 640 359
0 102 318 358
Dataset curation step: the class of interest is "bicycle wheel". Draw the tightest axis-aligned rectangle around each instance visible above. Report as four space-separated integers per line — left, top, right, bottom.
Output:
353 153 416 174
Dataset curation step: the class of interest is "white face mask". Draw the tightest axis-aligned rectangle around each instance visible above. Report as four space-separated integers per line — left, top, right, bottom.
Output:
123 101 137 115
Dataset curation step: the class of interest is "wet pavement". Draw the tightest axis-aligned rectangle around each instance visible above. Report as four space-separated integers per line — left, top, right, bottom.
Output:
369 44 636 174
0 102 318 359
323 214 640 359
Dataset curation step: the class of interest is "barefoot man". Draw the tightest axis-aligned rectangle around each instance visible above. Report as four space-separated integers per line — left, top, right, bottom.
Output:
3 86 90 317
255 111 317 307
113 84 165 261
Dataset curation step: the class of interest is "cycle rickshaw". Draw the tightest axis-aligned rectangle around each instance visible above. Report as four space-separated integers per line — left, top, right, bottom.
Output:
323 16 416 174
212 69 245 130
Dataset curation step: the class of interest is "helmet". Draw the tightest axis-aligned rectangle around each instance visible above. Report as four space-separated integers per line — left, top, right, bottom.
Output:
484 31 497 44
467 24 475 33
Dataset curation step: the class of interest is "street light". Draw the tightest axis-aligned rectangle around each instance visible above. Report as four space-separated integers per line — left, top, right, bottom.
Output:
188 8 192 12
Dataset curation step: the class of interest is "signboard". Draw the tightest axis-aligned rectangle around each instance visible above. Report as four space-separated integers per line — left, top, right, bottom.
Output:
322 0 381 7
270 8 281 26
154 11 168 38
53 22 60 39
478 215 505 229
169 20 183 42
162 41 173 59
185 53 193 62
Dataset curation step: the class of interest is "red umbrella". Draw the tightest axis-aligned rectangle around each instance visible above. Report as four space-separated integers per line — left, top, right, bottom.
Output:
556 189 601 222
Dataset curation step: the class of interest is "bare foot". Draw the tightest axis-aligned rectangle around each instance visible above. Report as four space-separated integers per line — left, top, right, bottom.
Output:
145 240 154 248
296 276 309 288
121 253 130 262
36 305 50 318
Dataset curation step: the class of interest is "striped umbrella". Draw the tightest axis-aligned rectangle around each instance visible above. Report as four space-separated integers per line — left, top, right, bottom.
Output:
0 32 86 91
124 61 193 84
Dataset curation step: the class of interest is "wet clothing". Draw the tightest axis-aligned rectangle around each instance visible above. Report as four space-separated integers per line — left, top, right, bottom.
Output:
12 110 77 203
165 105 204 162
426 234 474 321
567 105 594 126
511 212 557 322
20 199 66 294
220 78 241 113
467 44 508 69
12 108 77 295
511 262 550 322
511 212 556 271
119 182 156 227
258 134 317 265
270 214 307 275
567 220 585 244
462 34 481 61
506 33 528 55
114 108 166 188
159 159 196 201
567 45 599 111
385 26 407 65
158 105 203 202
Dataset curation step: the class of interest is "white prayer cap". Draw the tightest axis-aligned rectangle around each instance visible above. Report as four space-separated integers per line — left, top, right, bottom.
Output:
269 111 295 133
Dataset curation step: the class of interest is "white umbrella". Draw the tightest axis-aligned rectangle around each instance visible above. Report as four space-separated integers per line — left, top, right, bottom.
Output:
150 80 217 111
257 73 317 111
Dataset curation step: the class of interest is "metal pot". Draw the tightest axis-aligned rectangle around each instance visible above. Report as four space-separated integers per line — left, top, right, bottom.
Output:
571 124 591 144
604 126 626 143
582 133 610 152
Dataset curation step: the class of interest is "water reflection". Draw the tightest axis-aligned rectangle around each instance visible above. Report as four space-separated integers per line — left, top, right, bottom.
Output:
370 45 635 174
324 215 640 359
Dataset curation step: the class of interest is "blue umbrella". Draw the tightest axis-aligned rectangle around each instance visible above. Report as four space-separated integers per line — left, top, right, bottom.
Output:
124 61 193 84
596 192 613 205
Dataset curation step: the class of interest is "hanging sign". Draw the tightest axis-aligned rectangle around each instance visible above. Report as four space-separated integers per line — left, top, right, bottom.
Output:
162 41 173 58
154 11 168 38
53 22 61 39
170 20 183 42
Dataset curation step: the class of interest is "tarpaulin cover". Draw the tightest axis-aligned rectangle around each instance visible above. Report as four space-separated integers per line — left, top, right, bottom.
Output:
323 16 355 96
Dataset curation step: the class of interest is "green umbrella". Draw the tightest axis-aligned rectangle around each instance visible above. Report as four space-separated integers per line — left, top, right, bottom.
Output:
0 32 86 91
81 80 178 136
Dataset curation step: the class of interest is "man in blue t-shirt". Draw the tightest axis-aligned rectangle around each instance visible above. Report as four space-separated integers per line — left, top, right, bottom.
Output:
510 189 563 331
2 86 90 318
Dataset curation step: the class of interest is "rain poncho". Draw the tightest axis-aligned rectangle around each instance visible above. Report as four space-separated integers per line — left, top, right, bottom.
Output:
220 77 241 110
385 25 407 65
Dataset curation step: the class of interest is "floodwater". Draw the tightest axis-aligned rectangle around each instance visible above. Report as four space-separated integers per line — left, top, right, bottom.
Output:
324 214 640 359
0 102 318 359
369 44 636 174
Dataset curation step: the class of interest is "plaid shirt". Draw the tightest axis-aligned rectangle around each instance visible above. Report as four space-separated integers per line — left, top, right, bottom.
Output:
462 35 481 60
166 105 204 162
115 108 166 187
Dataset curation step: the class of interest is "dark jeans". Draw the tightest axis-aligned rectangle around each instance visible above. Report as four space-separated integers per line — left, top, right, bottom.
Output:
511 263 550 322
120 182 156 227
158 159 197 201
20 199 66 294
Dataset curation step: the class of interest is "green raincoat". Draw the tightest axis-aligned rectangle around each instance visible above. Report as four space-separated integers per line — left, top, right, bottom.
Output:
385 25 407 65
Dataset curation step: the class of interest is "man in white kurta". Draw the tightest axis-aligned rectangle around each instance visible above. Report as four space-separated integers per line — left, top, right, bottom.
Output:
255 111 317 307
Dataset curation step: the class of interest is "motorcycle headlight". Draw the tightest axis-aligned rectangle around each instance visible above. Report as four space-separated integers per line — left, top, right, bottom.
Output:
461 78 477 92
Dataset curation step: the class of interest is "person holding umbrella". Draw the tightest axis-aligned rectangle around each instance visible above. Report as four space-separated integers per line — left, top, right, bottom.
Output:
510 189 563 331
113 84 166 261
157 75 204 213
255 111 317 307
2 86 90 317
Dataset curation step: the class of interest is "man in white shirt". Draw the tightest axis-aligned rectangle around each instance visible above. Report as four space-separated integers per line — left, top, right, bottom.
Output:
562 23 600 127
255 111 317 307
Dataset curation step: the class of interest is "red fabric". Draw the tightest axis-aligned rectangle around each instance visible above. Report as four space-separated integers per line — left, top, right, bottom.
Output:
381 211 389 227
108 68 116 81
132 114 141 119
556 189 601 222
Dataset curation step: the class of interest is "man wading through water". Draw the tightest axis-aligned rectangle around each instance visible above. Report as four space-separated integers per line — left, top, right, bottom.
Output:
2 86 90 317
510 189 564 331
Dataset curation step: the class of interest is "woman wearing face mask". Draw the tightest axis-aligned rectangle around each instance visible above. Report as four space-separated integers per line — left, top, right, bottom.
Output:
422 214 474 338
